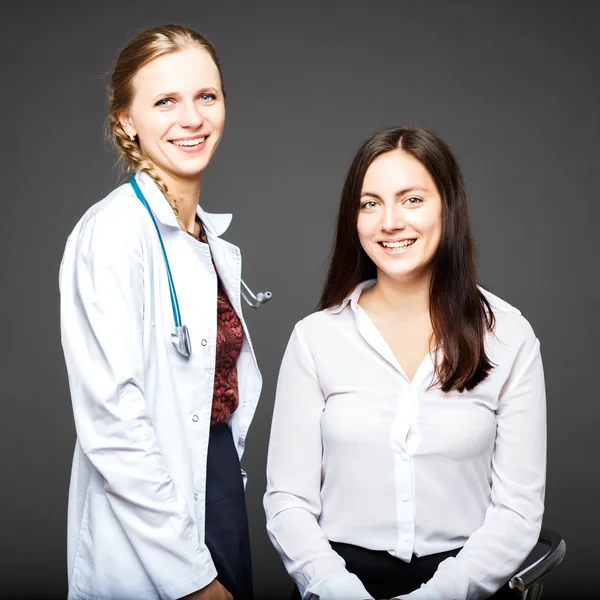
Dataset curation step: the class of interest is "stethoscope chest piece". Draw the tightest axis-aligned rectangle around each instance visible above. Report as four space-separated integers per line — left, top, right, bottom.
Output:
171 325 192 358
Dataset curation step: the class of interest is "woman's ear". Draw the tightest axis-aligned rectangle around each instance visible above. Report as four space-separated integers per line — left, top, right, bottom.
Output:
118 112 137 141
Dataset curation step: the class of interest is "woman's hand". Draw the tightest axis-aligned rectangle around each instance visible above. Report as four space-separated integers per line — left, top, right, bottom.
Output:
181 579 233 600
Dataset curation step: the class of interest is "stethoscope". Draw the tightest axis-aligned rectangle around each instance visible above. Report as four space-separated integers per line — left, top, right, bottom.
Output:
129 174 272 358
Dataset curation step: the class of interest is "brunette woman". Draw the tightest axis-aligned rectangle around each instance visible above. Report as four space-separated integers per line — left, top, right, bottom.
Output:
264 127 545 599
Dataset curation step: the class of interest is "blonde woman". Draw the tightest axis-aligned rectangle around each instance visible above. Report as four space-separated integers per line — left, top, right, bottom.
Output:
60 25 261 600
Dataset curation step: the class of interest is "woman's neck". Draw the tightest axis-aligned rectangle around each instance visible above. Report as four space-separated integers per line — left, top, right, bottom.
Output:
171 186 202 232
361 271 431 322
158 168 203 232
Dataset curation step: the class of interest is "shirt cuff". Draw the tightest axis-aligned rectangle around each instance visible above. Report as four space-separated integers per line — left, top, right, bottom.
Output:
305 571 374 600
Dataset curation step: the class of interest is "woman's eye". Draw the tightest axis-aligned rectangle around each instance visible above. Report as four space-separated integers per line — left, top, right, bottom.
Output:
155 98 173 107
405 197 422 205
360 200 378 209
199 93 217 103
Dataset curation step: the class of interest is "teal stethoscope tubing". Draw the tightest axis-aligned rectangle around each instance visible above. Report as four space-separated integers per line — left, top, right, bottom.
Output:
129 175 182 327
129 174 192 357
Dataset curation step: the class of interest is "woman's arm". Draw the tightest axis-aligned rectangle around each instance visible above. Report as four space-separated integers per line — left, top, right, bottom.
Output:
398 322 546 600
264 325 373 600
60 212 217 600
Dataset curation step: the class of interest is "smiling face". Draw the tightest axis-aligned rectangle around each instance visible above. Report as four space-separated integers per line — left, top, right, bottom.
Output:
357 148 443 284
119 46 225 192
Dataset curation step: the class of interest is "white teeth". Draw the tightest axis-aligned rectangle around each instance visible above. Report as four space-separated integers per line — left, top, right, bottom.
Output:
381 239 416 249
173 137 205 147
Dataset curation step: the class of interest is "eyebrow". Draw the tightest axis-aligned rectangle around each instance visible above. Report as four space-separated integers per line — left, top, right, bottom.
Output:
360 185 429 199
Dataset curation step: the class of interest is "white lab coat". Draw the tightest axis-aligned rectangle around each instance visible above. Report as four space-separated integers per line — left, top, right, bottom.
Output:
59 172 262 600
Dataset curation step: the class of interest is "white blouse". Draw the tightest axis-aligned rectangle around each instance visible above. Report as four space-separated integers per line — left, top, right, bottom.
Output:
264 280 546 600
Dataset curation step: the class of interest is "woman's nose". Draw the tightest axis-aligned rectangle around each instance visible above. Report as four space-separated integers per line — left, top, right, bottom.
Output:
179 102 204 128
381 204 406 232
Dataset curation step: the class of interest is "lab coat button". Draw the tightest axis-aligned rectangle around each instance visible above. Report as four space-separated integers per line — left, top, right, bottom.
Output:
401 454 407 462
194 493 198 500
201 339 208 347
192 414 199 422
242 401 247 408
401 494 408 502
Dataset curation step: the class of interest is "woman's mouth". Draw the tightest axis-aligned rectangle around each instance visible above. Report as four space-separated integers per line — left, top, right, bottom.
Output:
171 136 207 152
379 239 417 253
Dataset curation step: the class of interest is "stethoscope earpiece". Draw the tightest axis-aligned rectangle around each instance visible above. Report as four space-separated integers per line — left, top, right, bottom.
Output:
129 174 271 359
241 281 273 309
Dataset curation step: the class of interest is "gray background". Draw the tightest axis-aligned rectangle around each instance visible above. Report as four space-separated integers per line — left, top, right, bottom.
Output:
1 0 598 598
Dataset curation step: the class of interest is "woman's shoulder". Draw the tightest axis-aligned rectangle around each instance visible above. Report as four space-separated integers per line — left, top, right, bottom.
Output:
76 180 143 230
60 181 150 276
288 306 352 347
66 181 146 247
480 287 539 352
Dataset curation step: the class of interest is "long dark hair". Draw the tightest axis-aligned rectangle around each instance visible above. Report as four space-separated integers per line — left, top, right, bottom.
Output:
319 127 495 392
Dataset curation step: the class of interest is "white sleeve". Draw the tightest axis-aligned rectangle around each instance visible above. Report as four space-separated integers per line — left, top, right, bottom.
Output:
264 325 373 600
60 214 217 599
398 326 546 600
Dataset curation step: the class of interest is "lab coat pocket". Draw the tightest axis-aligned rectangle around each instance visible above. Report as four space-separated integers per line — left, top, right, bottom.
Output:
70 490 156 600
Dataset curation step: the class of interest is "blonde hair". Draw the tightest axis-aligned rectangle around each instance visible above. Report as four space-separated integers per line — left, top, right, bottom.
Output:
106 24 224 208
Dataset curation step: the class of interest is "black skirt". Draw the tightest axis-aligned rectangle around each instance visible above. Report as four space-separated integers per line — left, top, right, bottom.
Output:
291 541 514 599
204 422 253 600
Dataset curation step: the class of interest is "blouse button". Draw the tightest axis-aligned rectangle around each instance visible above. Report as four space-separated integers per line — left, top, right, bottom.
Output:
194 493 198 500
401 454 407 462
401 494 408 503
192 415 199 422
201 339 208 347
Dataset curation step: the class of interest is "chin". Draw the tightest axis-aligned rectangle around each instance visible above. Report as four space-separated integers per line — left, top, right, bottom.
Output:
164 148 215 176
175 160 212 178
181 166 209 178
377 262 424 281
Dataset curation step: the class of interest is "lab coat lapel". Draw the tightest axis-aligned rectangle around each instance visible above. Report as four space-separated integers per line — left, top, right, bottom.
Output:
205 232 242 320
204 229 260 370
